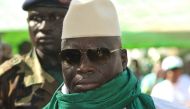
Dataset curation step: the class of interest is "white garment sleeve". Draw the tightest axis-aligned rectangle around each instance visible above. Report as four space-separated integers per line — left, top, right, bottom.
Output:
152 97 189 109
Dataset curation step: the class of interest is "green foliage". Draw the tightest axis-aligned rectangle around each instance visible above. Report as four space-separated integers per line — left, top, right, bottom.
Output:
121 32 190 49
1 30 190 54
1 30 30 53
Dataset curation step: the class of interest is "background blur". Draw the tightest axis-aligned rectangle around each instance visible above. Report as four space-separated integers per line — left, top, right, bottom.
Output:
1 0 190 106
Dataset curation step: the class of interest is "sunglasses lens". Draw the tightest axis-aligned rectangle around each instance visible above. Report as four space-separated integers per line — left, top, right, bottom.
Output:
61 49 81 64
87 48 111 63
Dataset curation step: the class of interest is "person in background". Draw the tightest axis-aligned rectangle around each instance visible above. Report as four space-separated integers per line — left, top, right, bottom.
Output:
130 59 143 80
151 56 190 107
0 0 70 108
177 54 190 108
141 61 164 94
18 41 32 55
183 54 190 75
0 41 3 64
0 43 12 63
44 0 188 109
0 42 3 64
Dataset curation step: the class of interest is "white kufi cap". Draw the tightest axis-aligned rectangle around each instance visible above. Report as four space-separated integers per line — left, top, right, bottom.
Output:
161 56 183 71
61 0 120 39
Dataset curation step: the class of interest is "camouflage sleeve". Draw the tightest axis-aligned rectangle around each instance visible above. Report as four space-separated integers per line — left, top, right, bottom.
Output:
0 67 21 108
0 55 23 108
0 55 22 76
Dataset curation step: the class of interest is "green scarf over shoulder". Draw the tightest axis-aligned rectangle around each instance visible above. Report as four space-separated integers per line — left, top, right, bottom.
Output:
43 68 155 109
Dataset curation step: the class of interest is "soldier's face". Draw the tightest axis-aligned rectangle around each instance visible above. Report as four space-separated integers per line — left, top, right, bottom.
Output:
60 37 125 93
27 7 67 54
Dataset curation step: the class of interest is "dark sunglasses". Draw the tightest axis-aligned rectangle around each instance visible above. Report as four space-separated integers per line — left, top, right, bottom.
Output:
60 48 120 64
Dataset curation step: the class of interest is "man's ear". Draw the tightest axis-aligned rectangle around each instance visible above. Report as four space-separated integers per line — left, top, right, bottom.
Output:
120 49 128 69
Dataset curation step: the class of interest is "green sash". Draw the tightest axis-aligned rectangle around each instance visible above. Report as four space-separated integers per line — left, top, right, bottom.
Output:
43 68 155 109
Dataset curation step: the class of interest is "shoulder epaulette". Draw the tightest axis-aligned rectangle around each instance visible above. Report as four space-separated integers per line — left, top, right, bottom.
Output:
0 55 23 76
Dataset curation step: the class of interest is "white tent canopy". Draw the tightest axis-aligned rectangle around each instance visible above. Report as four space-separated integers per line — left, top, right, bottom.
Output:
113 0 190 32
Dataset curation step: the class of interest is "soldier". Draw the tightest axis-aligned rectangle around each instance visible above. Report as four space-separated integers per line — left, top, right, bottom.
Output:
0 0 70 108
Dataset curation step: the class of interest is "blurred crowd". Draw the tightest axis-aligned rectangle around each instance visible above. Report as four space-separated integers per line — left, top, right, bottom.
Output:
0 40 31 64
128 49 190 108
1 39 190 108
0 42 12 64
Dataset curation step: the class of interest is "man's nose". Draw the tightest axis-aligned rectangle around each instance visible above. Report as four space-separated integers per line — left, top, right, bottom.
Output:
77 54 94 73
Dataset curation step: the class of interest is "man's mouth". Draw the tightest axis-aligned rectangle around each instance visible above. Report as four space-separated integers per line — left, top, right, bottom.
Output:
38 38 54 44
72 74 100 92
36 32 55 44
75 83 99 92
36 36 55 44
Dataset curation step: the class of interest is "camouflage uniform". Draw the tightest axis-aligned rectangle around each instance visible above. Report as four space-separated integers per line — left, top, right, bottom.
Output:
0 50 62 109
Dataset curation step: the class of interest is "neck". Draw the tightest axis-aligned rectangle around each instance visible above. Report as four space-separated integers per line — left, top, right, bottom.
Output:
36 49 61 72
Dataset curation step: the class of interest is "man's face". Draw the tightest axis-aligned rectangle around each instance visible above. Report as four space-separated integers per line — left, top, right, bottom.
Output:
27 7 67 54
167 68 182 83
61 37 124 93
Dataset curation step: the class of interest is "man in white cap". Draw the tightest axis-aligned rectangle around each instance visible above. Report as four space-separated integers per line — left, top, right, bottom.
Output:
44 0 188 109
151 56 190 108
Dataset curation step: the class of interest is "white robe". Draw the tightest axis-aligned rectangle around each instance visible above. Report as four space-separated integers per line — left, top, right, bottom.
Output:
151 77 190 108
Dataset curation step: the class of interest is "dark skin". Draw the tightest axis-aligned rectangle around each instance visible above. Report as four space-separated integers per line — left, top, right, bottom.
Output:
27 7 68 71
166 68 182 83
61 37 128 93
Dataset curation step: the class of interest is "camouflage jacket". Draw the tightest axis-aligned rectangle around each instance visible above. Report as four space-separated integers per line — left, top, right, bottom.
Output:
0 50 61 109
